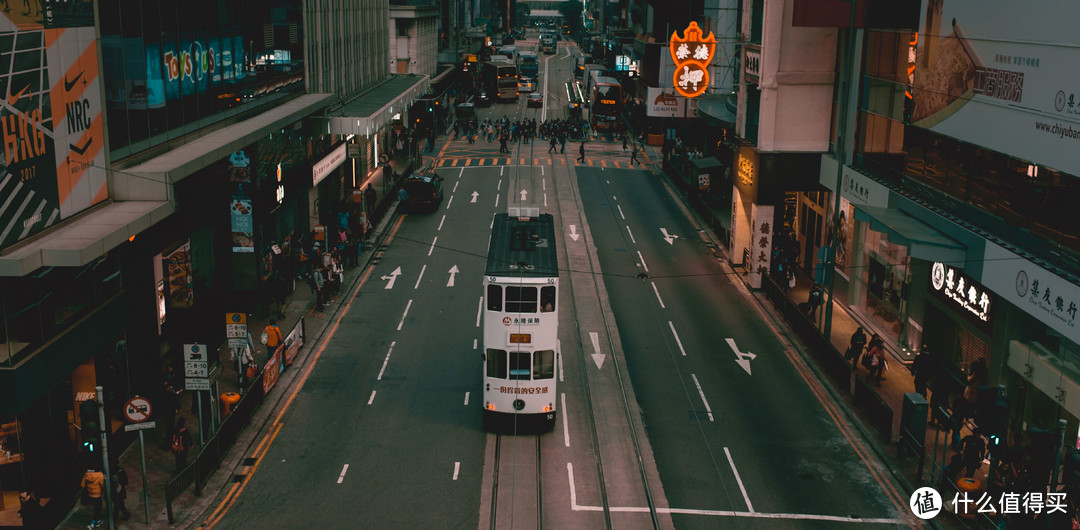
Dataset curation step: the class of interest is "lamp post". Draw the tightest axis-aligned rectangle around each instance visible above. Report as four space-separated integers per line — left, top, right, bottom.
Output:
822 1 859 339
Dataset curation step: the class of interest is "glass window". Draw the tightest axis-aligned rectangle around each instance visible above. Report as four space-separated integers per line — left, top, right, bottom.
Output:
505 286 537 313
540 286 555 312
509 351 531 380
486 348 506 378
487 285 502 311
533 350 554 379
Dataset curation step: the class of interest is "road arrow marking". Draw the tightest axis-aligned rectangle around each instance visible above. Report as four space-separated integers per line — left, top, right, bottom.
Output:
520 189 528 201
381 266 402 289
447 265 459 287
471 191 479 203
725 338 757 375
569 224 580 241
660 227 680 245
589 332 605 369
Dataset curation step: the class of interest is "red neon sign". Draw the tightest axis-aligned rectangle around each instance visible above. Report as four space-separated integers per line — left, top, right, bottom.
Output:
669 21 716 98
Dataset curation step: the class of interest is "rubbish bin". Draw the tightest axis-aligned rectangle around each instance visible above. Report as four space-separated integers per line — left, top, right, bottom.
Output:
220 392 240 417
954 477 983 519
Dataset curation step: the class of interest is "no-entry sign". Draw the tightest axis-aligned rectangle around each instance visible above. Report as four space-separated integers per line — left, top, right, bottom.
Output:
123 396 153 423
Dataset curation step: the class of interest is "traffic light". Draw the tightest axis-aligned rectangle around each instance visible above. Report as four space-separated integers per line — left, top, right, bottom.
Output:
82 421 100 454
984 397 1009 447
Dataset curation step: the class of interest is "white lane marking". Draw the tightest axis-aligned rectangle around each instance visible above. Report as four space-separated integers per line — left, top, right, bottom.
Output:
568 463 578 508
637 251 649 272
367 390 376 405
691 374 714 422
473 338 478 349
544 193 547 207
651 282 665 308
561 393 570 447
500 167 504 177
617 205 625 220
452 179 460 193
541 166 545 176
626 225 636 244
377 341 396 380
336 464 349 484
453 461 461 480
438 215 446 231
542 175 546 187
495 194 500 208
476 297 483 327
464 392 470 406
668 321 687 356
725 447 753 513
498 178 503 189
397 299 413 330
428 236 437 256
414 264 426 289
445 195 454 210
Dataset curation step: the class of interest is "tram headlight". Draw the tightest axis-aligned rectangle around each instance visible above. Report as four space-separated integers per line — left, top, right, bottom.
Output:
543 404 552 412
486 402 496 410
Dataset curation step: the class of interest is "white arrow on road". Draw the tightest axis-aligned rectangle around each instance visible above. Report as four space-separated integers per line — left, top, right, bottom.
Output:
471 191 479 203
725 338 757 375
660 228 680 245
447 265 459 287
381 267 402 289
589 332 605 369
520 189 528 201
569 224 580 241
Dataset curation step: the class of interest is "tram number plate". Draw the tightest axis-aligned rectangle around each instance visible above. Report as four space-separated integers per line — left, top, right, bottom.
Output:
509 333 531 344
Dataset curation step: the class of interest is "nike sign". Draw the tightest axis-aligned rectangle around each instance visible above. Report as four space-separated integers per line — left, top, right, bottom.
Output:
64 72 84 91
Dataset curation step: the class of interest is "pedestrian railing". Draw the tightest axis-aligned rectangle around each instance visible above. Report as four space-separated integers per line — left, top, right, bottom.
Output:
164 375 265 523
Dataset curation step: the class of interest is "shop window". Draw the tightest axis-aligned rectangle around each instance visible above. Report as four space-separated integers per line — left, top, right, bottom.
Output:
487 285 503 311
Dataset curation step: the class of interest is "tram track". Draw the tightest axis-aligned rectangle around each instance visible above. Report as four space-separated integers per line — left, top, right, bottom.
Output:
488 434 543 530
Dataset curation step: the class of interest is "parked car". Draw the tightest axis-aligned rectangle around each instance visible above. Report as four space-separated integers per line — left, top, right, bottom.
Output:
527 93 543 108
517 77 535 93
400 172 444 213
474 90 492 107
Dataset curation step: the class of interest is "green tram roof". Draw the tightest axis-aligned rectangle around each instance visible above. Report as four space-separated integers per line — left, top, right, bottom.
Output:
485 213 559 278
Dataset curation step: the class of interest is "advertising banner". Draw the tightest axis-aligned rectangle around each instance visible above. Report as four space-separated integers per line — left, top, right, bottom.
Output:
229 150 255 253
284 317 305 366
912 0 1080 176
646 87 698 117
263 347 281 394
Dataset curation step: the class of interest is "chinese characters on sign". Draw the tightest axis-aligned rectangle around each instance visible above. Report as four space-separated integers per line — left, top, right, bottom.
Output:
930 262 993 332
1016 270 1078 328
909 487 1068 520
669 22 716 98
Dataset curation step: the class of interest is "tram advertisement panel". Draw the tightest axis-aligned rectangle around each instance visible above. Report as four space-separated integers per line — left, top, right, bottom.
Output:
0 6 106 252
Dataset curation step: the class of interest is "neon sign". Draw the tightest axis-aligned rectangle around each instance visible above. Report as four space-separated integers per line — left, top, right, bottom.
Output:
669 21 716 98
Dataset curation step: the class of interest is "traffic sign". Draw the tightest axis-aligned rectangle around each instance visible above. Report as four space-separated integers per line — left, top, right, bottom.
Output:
124 420 157 432
185 360 209 378
226 324 247 338
184 343 207 362
185 378 211 391
228 338 247 348
123 396 153 423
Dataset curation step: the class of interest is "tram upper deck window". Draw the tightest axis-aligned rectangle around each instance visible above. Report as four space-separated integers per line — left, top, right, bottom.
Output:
510 351 531 380
487 285 503 311
533 350 554 379
505 286 538 313
487 348 507 378
540 286 555 312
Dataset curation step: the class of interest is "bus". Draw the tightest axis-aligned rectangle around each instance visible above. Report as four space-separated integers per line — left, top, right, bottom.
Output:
519 51 539 80
589 73 622 131
483 212 559 433
496 45 518 64
482 60 520 102
540 32 556 54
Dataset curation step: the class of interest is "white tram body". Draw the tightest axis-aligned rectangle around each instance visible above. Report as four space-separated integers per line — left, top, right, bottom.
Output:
482 213 559 433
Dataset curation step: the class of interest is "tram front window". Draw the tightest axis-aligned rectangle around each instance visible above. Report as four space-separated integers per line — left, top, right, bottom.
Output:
509 351 531 380
533 350 554 379
540 286 555 312
487 349 507 378
505 286 537 313
487 285 503 311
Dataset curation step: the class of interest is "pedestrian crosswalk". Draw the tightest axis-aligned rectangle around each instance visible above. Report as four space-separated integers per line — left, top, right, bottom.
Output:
434 156 649 169
435 136 653 169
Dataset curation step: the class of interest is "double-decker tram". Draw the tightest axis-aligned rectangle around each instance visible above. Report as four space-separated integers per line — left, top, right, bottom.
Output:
589 73 623 132
482 213 559 433
482 60 520 102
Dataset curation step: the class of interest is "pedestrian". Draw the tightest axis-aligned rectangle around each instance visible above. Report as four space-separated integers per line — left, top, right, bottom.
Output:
630 143 639 165
577 141 586 163
911 346 936 398
499 133 509 154
111 465 130 521
845 326 866 363
262 319 284 353
18 490 44 529
172 417 193 473
548 135 558 154
960 429 987 478
80 467 105 527
622 134 628 151
240 335 256 384
560 134 566 153
312 267 326 310
866 343 887 383
807 283 823 319
364 185 377 218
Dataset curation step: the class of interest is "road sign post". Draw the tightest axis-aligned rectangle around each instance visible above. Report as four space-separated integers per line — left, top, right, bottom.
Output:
122 395 154 525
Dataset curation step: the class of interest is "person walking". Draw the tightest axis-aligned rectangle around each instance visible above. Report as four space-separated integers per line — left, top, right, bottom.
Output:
577 141 586 163
312 266 326 311
262 319 284 354
630 143 639 165
960 429 987 478
18 490 44 529
559 133 566 153
807 283 823 320
80 467 105 527
911 347 936 398
111 465 130 521
622 134 628 151
172 417 193 473
548 135 558 154
845 326 867 364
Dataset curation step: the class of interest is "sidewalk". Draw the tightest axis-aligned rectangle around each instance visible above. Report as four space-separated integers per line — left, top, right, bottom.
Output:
57 156 414 530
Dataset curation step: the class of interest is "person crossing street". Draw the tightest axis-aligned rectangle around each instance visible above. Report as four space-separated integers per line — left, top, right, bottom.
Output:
577 141 586 163
630 143 639 165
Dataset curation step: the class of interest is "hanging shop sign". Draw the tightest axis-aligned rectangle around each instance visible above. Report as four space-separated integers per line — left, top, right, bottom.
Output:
929 262 994 334
313 143 348 187
982 241 1080 345
744 48 761 79
229 150 255 253
669 21 716 98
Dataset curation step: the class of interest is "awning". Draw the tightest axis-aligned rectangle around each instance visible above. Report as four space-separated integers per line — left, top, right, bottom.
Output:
0 200 174 276
118 93 335 200
318 75 430 136
696 93 737 128
853 204 966 264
